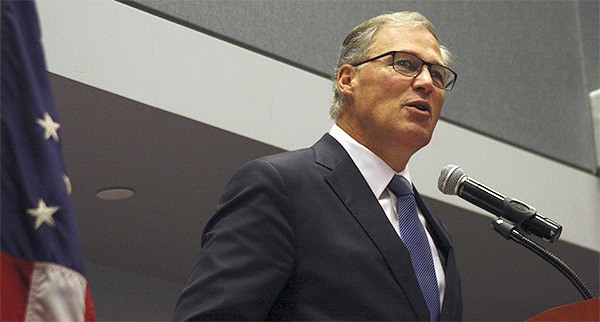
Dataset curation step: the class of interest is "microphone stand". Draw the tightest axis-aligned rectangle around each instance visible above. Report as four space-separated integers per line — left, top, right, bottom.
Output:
491 215 595 300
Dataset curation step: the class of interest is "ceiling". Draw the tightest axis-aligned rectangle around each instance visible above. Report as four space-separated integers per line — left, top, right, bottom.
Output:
51 73 283 284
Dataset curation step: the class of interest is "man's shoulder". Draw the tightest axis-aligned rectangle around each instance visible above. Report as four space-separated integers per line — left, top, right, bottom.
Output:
260 147 313 165
259 133 347 169
230 134 349 181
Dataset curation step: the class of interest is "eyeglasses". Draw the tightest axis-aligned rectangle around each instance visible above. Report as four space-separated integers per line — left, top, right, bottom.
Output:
352 51 457 91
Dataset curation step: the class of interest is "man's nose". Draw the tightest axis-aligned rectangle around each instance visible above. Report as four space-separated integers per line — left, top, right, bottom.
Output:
412 65 435 92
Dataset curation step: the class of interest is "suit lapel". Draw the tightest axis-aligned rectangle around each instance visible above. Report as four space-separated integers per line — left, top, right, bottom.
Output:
313 135 430 321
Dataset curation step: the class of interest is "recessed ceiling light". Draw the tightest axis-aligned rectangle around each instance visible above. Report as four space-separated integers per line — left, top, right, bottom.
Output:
96 187 135 201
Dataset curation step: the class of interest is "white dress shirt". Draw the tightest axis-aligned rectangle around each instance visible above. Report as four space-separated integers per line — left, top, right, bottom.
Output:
329 124 446 307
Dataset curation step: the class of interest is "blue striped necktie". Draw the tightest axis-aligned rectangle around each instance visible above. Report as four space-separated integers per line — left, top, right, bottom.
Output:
388 175 440 321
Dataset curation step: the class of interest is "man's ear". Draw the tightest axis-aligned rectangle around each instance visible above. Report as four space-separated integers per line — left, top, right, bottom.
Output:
336 64 355 98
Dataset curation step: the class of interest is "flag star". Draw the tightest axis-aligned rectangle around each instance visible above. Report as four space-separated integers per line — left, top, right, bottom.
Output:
27 199 60 230
36 112 61 142
63 174 72 195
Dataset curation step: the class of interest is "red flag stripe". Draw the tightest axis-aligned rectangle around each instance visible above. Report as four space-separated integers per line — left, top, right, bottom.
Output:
1 251 34 321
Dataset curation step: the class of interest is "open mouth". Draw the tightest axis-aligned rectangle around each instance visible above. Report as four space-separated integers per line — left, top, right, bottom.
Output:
407 102 430 112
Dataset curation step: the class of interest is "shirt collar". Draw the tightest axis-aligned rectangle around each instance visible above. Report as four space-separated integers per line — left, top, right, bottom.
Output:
329 124 412 198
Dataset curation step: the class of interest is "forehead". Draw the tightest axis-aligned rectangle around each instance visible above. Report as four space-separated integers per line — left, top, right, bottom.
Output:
370 25 442 63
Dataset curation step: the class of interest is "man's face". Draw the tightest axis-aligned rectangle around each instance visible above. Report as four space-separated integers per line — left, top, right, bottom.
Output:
337 25 446 167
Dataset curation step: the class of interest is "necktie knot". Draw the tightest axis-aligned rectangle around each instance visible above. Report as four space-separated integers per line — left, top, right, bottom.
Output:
388 175 413 197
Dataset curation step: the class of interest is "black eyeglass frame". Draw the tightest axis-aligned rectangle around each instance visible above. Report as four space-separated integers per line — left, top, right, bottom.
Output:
351 51 457 91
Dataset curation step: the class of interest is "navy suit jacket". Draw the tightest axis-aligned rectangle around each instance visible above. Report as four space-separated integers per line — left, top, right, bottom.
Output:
174 134 462 321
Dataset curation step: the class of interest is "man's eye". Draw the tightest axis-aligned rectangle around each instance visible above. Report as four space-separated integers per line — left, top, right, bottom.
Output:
431 70 444 81
395 60 414 69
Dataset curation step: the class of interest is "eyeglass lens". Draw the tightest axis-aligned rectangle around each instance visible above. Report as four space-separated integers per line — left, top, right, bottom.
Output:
392 52 455 90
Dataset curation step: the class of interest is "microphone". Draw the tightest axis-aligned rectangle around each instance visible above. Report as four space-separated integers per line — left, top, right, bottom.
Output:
438 164 562 243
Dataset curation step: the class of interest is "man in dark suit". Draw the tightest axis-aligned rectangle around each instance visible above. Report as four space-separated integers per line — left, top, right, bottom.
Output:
174 11 462 321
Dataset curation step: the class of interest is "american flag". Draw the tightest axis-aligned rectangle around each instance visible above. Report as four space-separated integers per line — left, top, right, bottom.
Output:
1 1 96 320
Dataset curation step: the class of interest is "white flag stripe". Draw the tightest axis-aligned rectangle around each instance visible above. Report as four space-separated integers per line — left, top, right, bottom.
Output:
25 262 88 322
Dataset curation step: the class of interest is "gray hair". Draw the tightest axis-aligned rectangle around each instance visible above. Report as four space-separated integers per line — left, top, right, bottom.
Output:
329 12 454 120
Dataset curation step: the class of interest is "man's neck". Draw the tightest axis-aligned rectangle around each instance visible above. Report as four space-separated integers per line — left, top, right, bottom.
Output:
335 120 411 172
